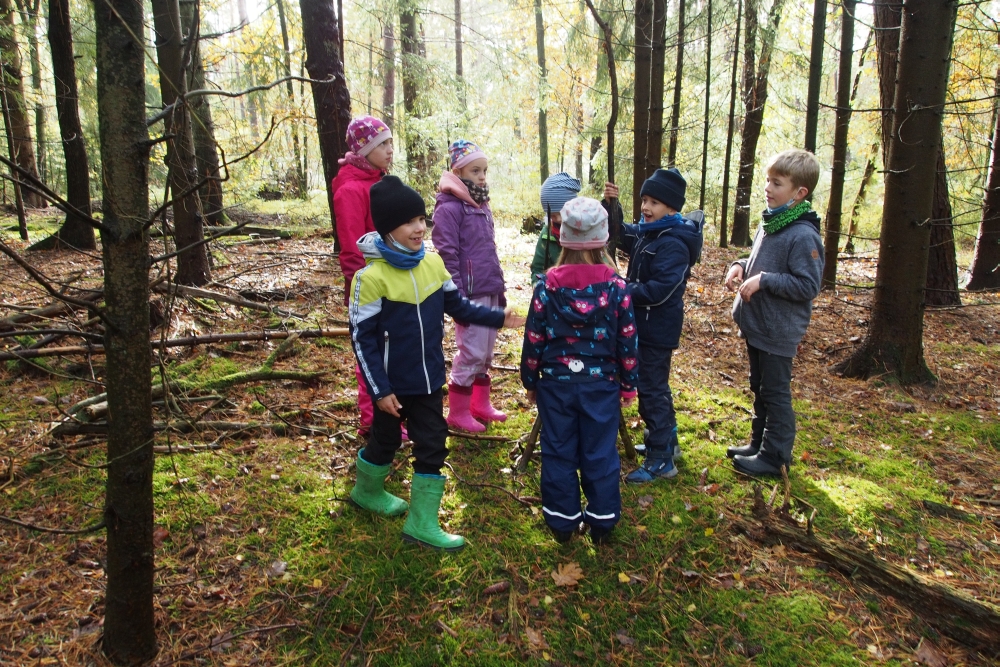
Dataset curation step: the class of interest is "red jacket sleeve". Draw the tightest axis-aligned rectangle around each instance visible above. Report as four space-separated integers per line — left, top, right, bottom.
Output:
334 182 373 304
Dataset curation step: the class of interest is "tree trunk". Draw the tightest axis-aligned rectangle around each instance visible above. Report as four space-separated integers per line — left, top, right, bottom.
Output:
699 0 712 212
873 0 900 169
646 0 667 183
0 0 43 207
633 0 653 221
666 0 685 167
730 0 785 247
275 0 305 198
180 0 225 226
803 0 827 152
821 0 855 289
837 0 957 384
843 142 878 254
454 0 465 110
719 0 742 248
17 0 45 186
43 0 94 249
381 21 395 129
585 0 617 256
534 0 548 184
589 132 601 186
152 0 210 286
93 0 156 660
925 149 960 306
400 0 420 172
967 68 1000 291
1 82 27 238
575 104 583 180
299 0 352 243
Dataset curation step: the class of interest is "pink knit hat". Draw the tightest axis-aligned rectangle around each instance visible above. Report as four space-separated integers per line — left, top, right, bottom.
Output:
448 139 487 170
559 197 609 250
346 116 392 157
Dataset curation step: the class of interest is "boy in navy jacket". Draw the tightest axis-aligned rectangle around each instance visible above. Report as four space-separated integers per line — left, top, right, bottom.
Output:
349 175 523 551
618 168 704 483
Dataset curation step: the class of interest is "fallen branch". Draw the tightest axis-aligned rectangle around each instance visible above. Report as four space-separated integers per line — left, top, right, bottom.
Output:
0 514 105 535
152 281 306 319
0 293 103 332
154 622 297 667
51 419 335 438
733 497 1000 652
0 328 349 361
338 600 376 667
447 430 514 442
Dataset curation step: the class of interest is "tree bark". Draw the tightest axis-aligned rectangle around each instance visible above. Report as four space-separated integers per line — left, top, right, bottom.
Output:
873 0 900 169
381 21 395 129
15 0 45 186
588 132 601 186
803 0 827 152
730 0 786 247
93 0 156 660
967 67 1000 291
0 0 43 207
633 0 653 221
837 0 957 384
843 143 877 254
821 0 855 289
454 0 465 110
1 82 28 238
719 0 742 248
925 149 960 306
299 0 352 243
152 0 210 286
179 0 225 226
699 0 712 211
585 0 618 255
666 0 685 167
646 0 667 183
400 0 421 173
534 0 549 184
40 0 95 249
275 0 305 198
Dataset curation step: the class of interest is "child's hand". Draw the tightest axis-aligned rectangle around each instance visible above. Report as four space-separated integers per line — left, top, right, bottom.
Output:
503 307 526 329
725 264 745 291
738 273 763 301
376 394 402 417
525 390 536 404
603 182 619 200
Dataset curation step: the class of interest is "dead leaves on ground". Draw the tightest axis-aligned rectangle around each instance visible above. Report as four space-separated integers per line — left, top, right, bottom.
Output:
550 562 584 587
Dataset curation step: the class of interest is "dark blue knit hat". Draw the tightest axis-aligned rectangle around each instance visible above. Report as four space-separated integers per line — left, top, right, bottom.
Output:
640 168 686 212
370 175 426 236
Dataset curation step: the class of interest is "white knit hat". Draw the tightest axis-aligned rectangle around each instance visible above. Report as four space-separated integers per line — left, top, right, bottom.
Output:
559 197 609 250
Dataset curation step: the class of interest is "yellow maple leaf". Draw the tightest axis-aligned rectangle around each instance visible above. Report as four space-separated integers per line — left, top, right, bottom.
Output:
551 561 585 587
618 572 631 583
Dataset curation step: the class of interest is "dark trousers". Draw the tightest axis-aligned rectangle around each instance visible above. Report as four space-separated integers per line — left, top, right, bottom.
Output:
537 380 621 533
362 389 449 475
637 345 676 453
746 343 795 465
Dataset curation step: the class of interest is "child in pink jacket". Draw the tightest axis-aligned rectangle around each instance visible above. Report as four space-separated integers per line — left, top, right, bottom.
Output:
432 140 507 432
331 115 395 438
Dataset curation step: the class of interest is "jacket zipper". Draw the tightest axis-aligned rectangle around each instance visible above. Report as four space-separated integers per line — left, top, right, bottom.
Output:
409 270 432 393
383 331 390 372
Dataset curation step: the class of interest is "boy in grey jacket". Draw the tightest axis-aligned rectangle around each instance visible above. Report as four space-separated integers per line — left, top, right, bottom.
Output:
724 149 824 477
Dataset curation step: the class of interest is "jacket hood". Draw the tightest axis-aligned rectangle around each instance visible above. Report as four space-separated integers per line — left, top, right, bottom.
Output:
437 171 479 208
793 210 822 232
623 215 704 266
332 163 382 190
357 231 384 262
542 273 620 329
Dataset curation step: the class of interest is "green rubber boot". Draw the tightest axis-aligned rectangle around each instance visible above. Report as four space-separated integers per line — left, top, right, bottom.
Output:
401 474 466 552
349 452 408 517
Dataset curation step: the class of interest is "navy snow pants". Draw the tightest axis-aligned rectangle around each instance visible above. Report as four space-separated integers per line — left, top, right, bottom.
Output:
537 380 621 534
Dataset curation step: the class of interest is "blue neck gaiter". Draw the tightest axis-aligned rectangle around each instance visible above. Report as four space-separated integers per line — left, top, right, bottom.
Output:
375 234 424 270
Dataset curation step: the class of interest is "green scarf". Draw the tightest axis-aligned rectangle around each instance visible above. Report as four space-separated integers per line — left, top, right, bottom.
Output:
762 201 812 235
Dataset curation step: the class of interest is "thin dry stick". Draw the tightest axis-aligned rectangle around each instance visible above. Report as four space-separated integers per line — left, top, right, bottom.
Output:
338 599 377 667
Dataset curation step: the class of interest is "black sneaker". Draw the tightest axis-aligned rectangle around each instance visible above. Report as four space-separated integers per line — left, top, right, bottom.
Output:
550 527 573 543
732 453 784 478
726 443 760 459
589 526 613 545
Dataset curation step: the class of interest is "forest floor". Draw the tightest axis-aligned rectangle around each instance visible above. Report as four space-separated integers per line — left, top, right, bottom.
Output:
1 206 999 667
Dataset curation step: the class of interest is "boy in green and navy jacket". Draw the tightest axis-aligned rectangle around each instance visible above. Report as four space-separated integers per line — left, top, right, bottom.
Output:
348 175 522 552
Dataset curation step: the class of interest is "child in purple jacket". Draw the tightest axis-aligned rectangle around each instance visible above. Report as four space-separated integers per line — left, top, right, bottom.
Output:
432 140 508 433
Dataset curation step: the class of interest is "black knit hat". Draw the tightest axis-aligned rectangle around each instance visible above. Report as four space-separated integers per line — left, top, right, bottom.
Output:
640 168 687 212
369 175 427 236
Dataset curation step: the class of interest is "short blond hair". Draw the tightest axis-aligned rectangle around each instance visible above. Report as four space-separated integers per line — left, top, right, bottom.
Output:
553 246 613 268
766 149 820 196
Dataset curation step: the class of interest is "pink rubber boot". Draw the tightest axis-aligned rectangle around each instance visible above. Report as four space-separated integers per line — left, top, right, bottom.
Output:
470 375 507 423
446 384 486 433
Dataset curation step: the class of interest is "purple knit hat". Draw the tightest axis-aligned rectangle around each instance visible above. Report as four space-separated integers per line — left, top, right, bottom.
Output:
346 116 392 157
448 139 487 169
